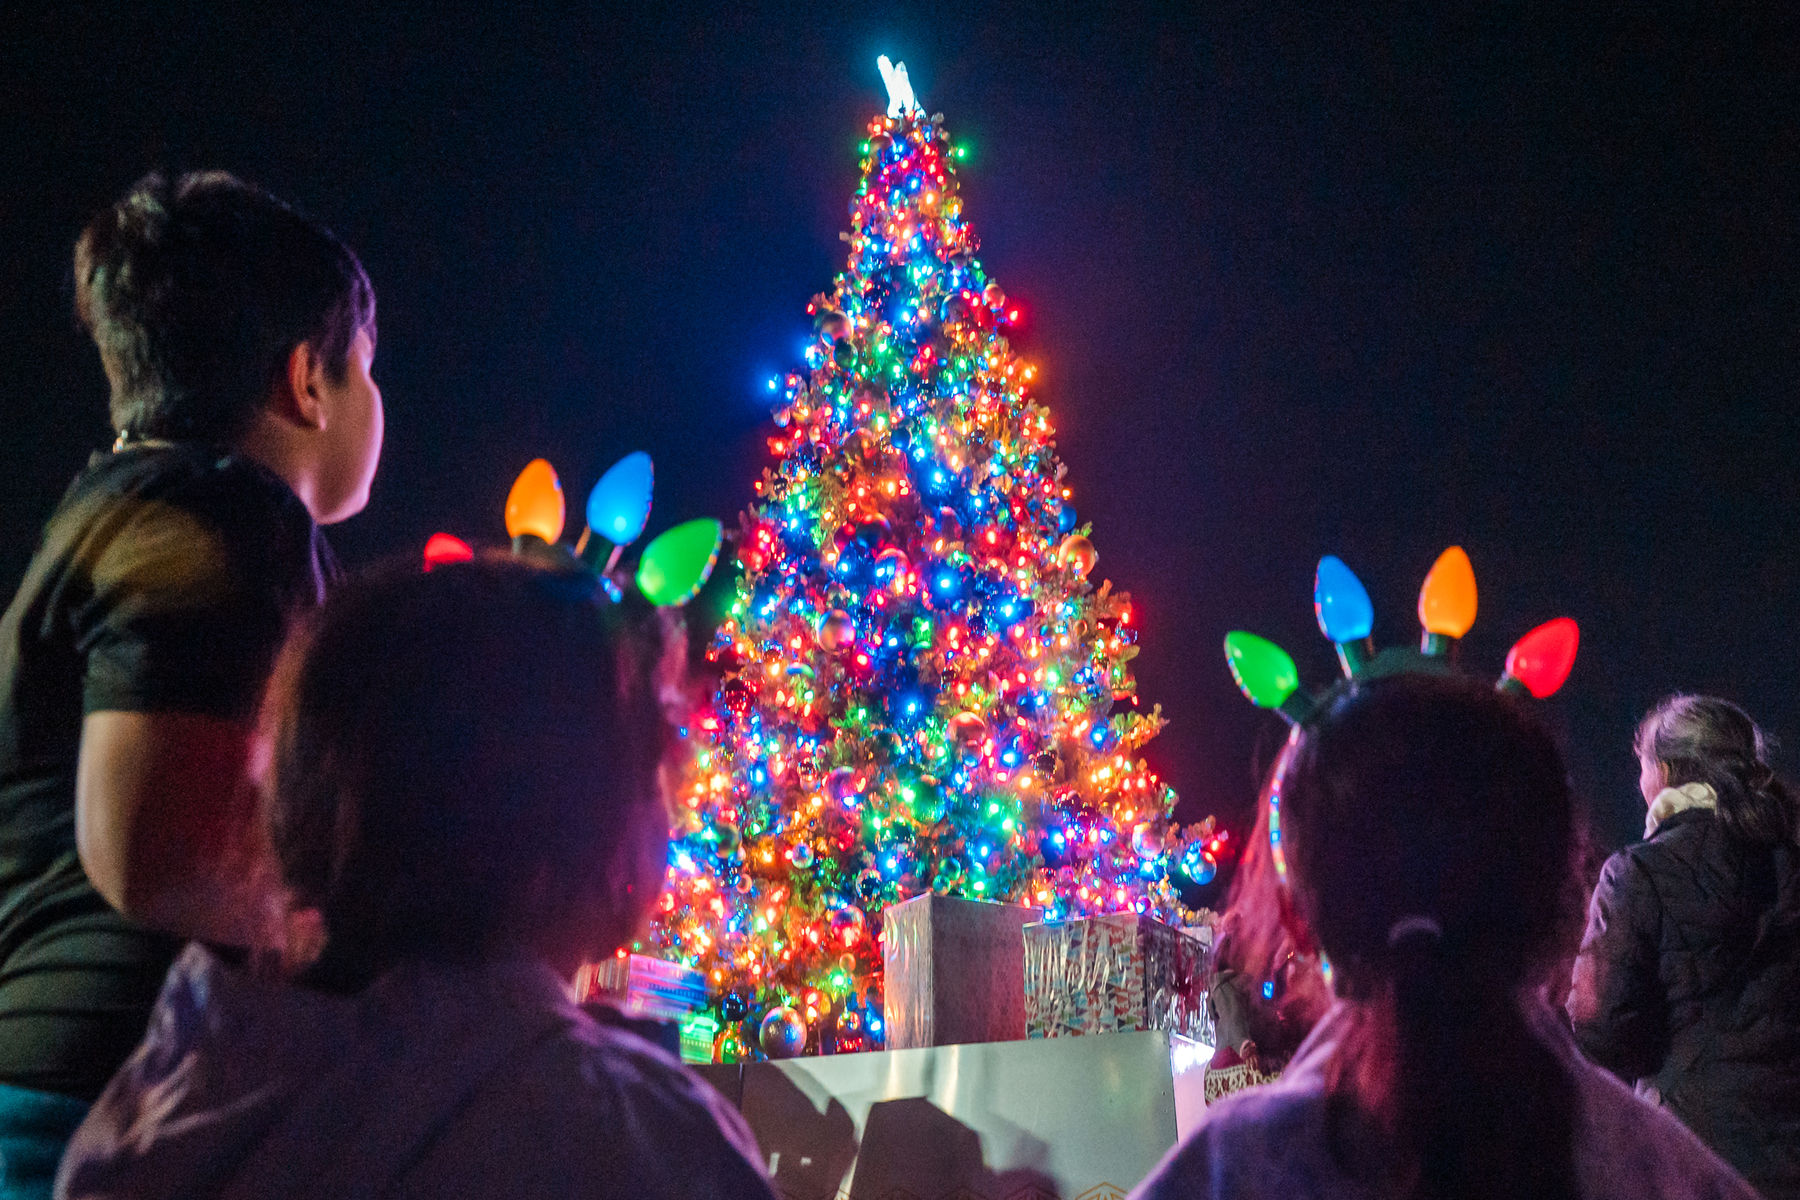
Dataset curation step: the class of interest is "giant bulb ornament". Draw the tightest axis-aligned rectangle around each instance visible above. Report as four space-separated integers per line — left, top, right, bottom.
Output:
636 518 723 607
1223 631 1299 709
1314 554 1375 677
422 533 473 571
1418 545 1478 653
759 1006 807 1059
584 451 654 546
1314 555 1374 636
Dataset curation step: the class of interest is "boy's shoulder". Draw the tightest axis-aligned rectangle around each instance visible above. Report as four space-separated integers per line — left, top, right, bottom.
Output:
65 444 310 533
1133 1078 1340 1200
51 445 329 610
539 1010 753 1138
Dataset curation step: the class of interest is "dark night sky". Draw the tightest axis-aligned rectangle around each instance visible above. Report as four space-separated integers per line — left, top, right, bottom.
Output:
4 3 1796 860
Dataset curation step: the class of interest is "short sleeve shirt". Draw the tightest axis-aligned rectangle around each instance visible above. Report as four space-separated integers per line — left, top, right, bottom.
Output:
0 443 336 1099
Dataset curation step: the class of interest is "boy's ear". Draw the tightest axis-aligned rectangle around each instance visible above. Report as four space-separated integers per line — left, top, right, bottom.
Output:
274 342 329 432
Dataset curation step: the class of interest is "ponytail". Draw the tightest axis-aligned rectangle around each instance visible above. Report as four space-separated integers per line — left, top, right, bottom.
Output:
1387 925 1577 1200
1715 766 1796 847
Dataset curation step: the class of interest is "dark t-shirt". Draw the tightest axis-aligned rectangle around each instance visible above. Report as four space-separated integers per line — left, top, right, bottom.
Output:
0 443 336 1100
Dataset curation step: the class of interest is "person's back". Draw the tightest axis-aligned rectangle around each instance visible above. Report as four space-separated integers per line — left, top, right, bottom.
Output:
0 441 332 1075
59 945 767 1198
1132 675 1758 1200
1570 695 1800 1199
1152 998 1756 1200
0 171 380 1194
56 559 776 1199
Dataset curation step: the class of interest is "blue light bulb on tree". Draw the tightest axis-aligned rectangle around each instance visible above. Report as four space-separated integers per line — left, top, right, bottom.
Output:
1314 555 1375 677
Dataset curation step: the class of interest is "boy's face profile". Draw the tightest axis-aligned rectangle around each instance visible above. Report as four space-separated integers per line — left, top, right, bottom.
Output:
309 326 383 524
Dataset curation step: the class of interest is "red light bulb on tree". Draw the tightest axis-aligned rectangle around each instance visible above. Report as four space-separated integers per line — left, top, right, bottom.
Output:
1498 617 1579 698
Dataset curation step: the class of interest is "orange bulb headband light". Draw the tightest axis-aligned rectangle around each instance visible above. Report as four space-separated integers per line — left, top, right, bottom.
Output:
505 458 567 544
1418 545 1478 653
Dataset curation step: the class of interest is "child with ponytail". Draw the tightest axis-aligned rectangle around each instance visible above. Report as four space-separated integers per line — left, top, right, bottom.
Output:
1133 675 1755 1200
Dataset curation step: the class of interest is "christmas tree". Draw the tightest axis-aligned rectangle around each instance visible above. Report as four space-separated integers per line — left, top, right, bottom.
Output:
651 63 1219 1061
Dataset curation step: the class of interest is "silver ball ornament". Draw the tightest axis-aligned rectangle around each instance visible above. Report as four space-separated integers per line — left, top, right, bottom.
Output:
759 1006 807 1058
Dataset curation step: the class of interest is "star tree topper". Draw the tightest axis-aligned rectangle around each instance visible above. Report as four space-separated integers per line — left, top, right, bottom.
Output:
877 56 920 118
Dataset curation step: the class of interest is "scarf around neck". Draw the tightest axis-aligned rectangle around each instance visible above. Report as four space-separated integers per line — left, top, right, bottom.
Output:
1646 782 1718 838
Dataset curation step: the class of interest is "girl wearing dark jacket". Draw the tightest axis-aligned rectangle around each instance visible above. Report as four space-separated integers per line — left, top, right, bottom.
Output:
1569 695 1800 1200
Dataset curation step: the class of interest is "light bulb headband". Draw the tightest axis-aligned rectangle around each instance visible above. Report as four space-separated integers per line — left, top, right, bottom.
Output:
425 452 723 610
1224 547 1580 728
1240 547 1581 902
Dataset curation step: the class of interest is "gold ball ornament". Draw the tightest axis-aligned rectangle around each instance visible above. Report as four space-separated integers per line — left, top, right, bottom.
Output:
1057 535 1098 577
713 1028 751 1064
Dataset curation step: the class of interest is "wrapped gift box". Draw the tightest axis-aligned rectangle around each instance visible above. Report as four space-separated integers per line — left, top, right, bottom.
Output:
882 893 1038 1049
574 952 707 1022
1023 913 1211 1041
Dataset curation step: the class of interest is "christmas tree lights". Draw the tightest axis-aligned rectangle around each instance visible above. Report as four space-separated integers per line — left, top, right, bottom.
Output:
649 66 1216 1059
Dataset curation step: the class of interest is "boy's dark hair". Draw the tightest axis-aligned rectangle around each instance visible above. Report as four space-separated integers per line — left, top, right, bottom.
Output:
1262 675 1582 1200
265 557 673 984
74 171 375 444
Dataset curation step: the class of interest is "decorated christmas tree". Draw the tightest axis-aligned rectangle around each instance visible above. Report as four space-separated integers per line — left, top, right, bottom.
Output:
651 61 1220 1061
